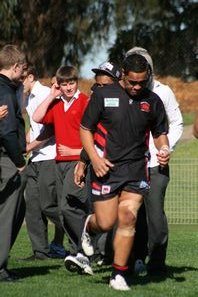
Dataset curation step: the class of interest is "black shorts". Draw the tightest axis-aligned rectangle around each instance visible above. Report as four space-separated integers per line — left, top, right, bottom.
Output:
90 159 149 202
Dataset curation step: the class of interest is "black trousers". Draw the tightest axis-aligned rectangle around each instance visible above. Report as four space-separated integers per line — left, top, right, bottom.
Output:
25 159 62 255
0 155 25 269
56 161 90 255
145 165 169 266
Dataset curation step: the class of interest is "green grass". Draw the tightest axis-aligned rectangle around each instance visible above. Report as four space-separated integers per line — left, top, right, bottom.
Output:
182 112 196 126
173 139 198 157
0 225 197 297
165 139 198 224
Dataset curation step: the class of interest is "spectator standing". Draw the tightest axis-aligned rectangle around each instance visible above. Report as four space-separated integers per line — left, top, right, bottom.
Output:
0 44 27 282
33 65 93 275
125 47 183 274
22 64 66 260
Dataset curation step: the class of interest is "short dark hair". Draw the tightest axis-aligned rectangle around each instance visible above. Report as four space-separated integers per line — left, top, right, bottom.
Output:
56 65 78 84
25 63 38 80
122 54 150 75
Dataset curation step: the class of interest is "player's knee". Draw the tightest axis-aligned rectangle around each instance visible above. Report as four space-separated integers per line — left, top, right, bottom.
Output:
119 199 141 225
97 218 115 232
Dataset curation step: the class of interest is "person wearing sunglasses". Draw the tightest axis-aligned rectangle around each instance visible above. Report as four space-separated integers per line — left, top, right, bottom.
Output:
80 54 170 290
125 47 183 276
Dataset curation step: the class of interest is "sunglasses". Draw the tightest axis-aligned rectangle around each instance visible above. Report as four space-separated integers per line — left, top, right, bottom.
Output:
124 77 149 87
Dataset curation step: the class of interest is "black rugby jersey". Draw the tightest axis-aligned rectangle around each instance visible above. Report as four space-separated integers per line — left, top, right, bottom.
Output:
81 82 168 164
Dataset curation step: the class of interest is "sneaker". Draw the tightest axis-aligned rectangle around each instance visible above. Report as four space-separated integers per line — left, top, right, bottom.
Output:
49 242 68 259
134 259 147 274
64 253 93 275
81 215 94 256
109 274 130 291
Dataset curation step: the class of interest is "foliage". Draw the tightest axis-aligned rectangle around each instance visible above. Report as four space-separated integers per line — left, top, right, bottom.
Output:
108 0 197 80
0 0 113 77
0 0 197 79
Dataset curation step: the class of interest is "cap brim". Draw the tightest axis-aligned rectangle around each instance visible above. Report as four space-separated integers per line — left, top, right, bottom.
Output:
91 68 114 77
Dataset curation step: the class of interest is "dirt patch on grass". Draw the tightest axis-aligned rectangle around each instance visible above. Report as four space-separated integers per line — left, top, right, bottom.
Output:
156 76 198 113
41 76 198 113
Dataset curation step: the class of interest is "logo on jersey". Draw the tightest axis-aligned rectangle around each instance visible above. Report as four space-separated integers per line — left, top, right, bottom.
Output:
129 99 133 105
92 181 101 196
140 101 150 112
101 185 111 195
104 98 119 107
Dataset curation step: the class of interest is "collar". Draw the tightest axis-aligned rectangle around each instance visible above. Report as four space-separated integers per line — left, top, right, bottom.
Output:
61 89 80 112
60 89 80 102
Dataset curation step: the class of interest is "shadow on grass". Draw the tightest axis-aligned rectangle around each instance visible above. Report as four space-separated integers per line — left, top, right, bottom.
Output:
93 264 198 286
130 265 198 286
12 264 62 279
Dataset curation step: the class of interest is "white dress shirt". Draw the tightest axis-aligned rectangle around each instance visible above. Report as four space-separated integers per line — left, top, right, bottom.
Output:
148 80 183 168
26 81 56 162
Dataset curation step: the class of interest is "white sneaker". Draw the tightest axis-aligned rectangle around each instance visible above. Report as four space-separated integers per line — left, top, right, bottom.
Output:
134 259 147 274
109 274 130 291
64 253 93 275
81 215 94 256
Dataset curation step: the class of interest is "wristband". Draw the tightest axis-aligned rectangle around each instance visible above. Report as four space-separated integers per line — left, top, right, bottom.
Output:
160 145 170 153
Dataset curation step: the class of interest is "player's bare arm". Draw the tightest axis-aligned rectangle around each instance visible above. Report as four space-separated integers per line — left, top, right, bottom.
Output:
80 127 114 177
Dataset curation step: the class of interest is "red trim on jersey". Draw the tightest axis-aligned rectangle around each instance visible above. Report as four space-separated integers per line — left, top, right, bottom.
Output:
97 122 107 135
92 181 101 190
94 122 108 157
145 128 150 148
94 132 106 147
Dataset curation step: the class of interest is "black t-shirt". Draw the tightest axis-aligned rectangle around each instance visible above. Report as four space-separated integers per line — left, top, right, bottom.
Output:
81 82 168 164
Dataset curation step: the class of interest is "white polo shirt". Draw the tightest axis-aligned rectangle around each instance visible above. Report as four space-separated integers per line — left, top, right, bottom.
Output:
148 80 183 168
26 81 56 162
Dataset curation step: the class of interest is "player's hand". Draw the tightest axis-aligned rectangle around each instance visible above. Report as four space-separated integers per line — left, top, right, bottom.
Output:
156 146 170 167
92 156 114 177
74 161 86 188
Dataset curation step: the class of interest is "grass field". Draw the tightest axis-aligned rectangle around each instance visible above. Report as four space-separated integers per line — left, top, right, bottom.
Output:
165 139 198 224
0 225 197 297
182 112 196 126
1 109 196 295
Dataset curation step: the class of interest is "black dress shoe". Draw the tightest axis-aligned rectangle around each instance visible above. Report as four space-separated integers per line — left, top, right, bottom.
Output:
0 268 19 282
21 253 50 261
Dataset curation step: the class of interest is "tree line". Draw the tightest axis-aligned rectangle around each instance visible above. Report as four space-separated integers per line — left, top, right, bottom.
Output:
0 0 197 80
